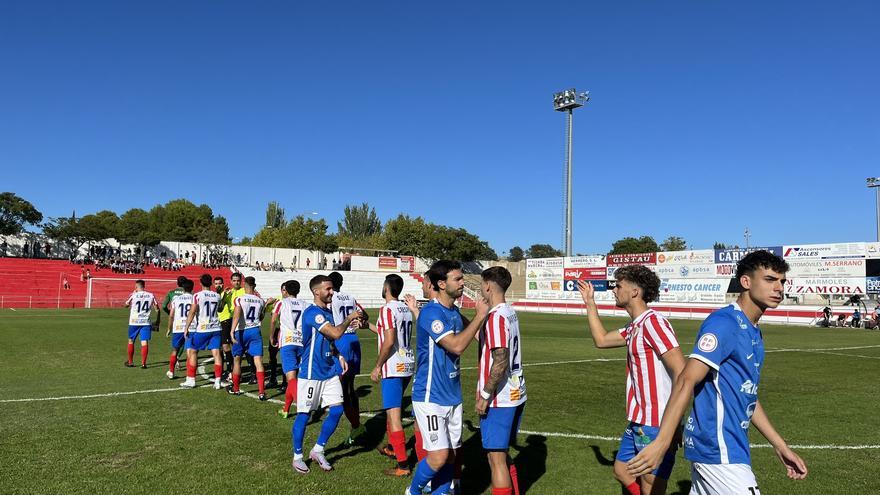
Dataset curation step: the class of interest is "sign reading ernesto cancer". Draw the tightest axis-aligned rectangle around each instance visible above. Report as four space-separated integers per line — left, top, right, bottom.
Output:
658 278 727 303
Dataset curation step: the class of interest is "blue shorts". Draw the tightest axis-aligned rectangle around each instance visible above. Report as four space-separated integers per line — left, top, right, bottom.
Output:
335 333 361 376
186 331 221 351
480 403 525 451
280 345 301 374
381 376 412 410
128 325 152 341
170 332 186 349
232 327 264 357
615 422 677 480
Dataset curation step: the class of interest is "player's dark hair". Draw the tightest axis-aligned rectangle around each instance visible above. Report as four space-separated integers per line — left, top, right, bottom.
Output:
427 260 462 291
385 274 404 298
735 250 789 280
135 279 145 288
176 276 187 287
310 275 332 292
283 280 300 296
182 279 194 293
614 264 661 303
481 266 512 292
200 274 213 287
244 276 256 288
328 271 343 290
231 272 242 280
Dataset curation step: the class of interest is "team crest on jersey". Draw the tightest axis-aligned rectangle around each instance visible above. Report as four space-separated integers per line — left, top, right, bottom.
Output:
698 333 718 352
431 320 444 334
315 314 326 324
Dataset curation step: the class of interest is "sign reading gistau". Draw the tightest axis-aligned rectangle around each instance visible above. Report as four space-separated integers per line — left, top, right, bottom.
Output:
606 252 656 267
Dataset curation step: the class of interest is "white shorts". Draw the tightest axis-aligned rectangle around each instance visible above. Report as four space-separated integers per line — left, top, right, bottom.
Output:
690 463 760 495
296 376 343 413
412 401 462 451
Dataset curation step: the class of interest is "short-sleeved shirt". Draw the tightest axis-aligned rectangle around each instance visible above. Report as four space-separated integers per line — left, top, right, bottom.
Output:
412 301 464 406
126 291 156 325
234 293 265 330
478 303 527 408
618 309 679 427
192 290 222 333
219 287 245 322
300 305 341 380
273 297 309 348
162 288 184 314
170 293 195 333
331 291 360 334
684 303 765 465
376 300 415 378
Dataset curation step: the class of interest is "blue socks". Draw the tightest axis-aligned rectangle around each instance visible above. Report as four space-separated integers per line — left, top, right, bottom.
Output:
410 458 440 494
431 464 453 494
292 412 308 456
316 405 344 448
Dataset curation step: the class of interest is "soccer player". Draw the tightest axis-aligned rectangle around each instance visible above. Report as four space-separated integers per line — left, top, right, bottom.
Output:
272 280 309 418
369 274 416 476
124 279 160 369
328 271 369 444
291 275 363 474
577 265 686 495
403 271 436 464
627 251 809 493
165 278 195 379
162 275 187 314
407 260 489 495
228 276 268 399
475 267 528 495
180 274 224 389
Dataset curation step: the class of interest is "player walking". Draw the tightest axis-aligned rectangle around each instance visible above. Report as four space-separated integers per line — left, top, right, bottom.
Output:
328 271 369 445
180 274 224 389
369 274 416 476
407 260 488 495
272 280 309 418
166 278 195 379
123 280 160 369
229 276 268 400
577 264 686 495
628 251 808 493
291 275 362 474
475 267 527 495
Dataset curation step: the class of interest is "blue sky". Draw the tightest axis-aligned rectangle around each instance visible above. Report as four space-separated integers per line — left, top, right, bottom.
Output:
2 1 878 255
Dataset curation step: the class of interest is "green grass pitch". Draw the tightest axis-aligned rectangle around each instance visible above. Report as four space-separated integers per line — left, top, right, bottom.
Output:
1 308 878 494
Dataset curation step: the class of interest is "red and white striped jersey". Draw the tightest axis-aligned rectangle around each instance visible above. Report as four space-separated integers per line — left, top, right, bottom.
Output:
478 303 526 408
376 300 415 378
618 309 680 427
234 293 265 329
192 290 222 333
273 297 309 348
170 293 194 333
126 291 157 325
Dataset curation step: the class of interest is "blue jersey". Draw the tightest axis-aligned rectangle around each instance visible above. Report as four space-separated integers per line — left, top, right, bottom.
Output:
684 303 765 465
299 305 341 381
412 301 464 406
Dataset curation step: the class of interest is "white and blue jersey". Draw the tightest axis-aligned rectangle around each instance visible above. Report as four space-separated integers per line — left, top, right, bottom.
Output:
412 301 464 406
685 303 765 465
299 305 341 381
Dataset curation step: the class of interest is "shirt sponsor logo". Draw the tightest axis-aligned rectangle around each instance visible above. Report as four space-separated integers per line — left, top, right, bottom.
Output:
698 333 718 352
740 380 758 395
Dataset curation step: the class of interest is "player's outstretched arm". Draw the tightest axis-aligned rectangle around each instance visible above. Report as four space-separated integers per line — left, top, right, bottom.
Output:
476 347 509 416
577 280 625 348
319 311 361 341
166 306 175 337
751 401 808 480
403 295 420 320
183 299 197 337
627 358 711 477
269 312 279 347
435 299 490 356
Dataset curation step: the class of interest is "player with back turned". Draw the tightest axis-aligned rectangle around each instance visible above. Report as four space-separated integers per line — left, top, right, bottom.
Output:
229 276 268 400
123 280 160 369
179 274 224 389
628 251 808 493
272 280 309 418
165 278 194 379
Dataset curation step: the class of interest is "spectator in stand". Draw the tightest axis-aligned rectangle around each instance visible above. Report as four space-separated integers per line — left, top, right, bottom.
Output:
306 258 311 269
44 243 51 258
81 266 87 282
837 313 847 327
63 276 70 290
86 269 92 280
851 309 862 329
1 240 7 257
22 242 29 258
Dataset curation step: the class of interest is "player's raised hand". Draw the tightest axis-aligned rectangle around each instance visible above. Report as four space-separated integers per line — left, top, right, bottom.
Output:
626 440 668 477
577 280 596 305
475 297 490 317
403 294 418 312
370 366 381 383
775 445 808 480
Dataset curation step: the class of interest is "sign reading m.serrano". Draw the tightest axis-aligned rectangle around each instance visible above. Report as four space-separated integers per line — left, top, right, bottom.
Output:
606 252 656 267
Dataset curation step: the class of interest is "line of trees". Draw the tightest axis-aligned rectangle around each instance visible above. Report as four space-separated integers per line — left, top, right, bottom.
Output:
507 235 691 260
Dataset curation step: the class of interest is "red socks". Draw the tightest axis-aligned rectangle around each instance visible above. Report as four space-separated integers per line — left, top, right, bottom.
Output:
232 374 241 392
343 404 360 428
140 344 149 366
256 371 265 395
625 482 642 495
389 429 408 463
186 362 196 379
169 353 177 373
509 464 520 495
283 383 296 412
414 430 427 461
213 364 222 379
492 488 513 495
126 343 134 364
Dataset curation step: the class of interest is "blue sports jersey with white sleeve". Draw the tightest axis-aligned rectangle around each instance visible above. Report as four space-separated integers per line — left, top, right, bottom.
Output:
299 305 341 380
684 303 765 465
411 301 464 406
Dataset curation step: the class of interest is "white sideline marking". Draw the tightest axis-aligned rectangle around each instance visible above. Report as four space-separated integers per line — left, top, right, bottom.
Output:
352 357 625 378
0 387 183 403
766 344 880 353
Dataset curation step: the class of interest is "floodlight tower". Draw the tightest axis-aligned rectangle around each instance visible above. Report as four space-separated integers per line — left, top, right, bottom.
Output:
553 88 590 257
867 177 880 241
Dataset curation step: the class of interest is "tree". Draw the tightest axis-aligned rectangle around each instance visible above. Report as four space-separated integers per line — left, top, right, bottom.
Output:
252 215 337 252
265 201 286 229
609 236 658 255
525 244 563 259
117 208 161 254
147 199 229 244
0 192 42 235
43 216 89 251
382 214 496 261
337 203 382 239
78 210 120 243
508 246 525 262
660 236 687 252
713 242 727 250
383 214 430 257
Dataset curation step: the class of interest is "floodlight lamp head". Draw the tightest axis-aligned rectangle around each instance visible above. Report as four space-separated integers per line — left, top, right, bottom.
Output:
868 177 880 187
